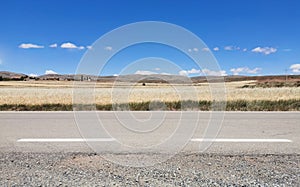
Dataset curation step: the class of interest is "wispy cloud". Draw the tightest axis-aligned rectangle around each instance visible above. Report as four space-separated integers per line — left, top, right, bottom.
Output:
61 42 84 50
45 70 57 75
86 46 93 50
49 43 57 48
283 49 292 52
290 64 300 73
251 47 277 55
19 43 44 49
230 67 262 75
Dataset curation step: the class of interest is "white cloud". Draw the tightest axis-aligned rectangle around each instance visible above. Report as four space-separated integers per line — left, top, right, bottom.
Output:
230 67 262 75
224 46 240 51
86 46 92 50
188 48 203 52
160 72 171 75
49 43 57 48
290 64 300 73
154 68 160 71
188 68 201 74
29 73 38 77
179 68 223 76
193 48 199 52
179 68 202 76
224 46 234 51
104 46 113 51
202 47 210 52
179 70 188 76
202 69 227 76
213 47 219 51
135 70 157 75
247 68 262 74
243 48 247 52
61 42 78 49
19 43 44 49
60 42 84 50
45 70 58 75
251 47 277 55
135 70 170 75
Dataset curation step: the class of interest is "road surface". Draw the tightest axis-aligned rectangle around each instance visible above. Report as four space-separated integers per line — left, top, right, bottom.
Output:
0 111 299 186
0 111 299 154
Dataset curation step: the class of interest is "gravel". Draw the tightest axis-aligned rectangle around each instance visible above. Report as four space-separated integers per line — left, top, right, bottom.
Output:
0 152 299 186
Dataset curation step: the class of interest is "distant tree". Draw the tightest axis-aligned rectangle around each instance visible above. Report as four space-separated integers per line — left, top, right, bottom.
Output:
0 76 3 81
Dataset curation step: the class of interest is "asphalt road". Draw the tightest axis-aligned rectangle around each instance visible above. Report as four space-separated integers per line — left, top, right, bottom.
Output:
1 111 299 186
0 111 299 155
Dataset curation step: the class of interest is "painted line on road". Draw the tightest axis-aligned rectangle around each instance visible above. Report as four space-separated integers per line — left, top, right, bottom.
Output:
17 138 116 142
191 138 293 143
17 138 292 143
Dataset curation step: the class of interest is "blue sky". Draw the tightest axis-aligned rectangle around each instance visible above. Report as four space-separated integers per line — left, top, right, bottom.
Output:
0 0 300 76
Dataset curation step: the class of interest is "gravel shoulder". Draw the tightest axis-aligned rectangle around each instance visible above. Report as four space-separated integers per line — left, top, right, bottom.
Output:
0 152 299 186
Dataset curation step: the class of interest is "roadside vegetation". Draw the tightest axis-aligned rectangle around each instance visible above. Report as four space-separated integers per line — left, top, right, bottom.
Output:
1 99 299 111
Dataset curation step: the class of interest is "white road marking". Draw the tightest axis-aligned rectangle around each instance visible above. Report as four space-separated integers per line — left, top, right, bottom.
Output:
191 138 293 143
17 138 116 142
17 138 292 143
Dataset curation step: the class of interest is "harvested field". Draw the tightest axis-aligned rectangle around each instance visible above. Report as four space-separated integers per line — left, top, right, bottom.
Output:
0 81 300 106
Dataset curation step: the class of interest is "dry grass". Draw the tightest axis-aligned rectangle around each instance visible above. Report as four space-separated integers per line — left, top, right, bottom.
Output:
0 81 300 105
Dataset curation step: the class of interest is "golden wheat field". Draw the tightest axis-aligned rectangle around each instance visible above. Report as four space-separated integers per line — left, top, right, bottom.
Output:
0 81 299 105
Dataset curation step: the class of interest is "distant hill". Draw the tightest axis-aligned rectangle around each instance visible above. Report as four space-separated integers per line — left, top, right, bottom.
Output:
37 74 117 82
1 71 299 83
0 71 28 81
